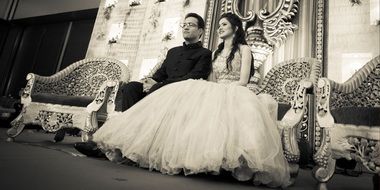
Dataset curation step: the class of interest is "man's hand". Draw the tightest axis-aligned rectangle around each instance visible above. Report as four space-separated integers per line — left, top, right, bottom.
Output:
141 78 157 92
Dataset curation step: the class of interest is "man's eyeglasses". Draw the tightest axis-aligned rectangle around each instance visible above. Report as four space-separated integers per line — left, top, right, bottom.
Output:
180 23 198 28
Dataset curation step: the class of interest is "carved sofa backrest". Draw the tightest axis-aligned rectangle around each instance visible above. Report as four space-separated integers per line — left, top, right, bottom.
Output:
258 57 321 104
317 55 380 127
31 58 130 97
328 55 380 110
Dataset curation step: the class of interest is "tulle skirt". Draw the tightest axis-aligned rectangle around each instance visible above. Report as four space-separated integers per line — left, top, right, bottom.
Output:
93 79 291 187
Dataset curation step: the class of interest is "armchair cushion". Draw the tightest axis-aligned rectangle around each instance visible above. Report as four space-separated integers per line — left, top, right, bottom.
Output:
331 107 380 126
31 93 94 107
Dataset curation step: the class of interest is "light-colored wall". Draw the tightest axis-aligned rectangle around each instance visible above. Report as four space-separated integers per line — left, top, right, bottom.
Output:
13 0 101 19
327 0 380 83
86 0 209 81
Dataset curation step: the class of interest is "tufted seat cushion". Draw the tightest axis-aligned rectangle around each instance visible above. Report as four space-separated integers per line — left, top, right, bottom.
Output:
331 107 380 126
32 93 94 107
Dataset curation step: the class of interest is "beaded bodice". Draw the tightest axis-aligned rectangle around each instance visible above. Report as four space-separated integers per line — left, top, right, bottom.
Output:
208 51 241 84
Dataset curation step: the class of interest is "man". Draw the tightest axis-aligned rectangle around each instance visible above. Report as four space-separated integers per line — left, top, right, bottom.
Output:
74 13 212 157
114 12 212 111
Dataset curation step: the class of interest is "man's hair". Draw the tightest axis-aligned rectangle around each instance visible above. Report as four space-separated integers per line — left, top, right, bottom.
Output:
185 13 205 30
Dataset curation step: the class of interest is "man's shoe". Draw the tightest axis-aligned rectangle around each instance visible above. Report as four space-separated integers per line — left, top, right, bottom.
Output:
74 141 105 158
54 129 66 142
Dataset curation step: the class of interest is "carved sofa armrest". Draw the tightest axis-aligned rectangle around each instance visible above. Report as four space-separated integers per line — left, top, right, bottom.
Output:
313 55 380 187
254 57 322 184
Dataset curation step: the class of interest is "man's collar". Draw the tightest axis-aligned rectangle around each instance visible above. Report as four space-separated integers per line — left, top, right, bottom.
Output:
183 41 202 49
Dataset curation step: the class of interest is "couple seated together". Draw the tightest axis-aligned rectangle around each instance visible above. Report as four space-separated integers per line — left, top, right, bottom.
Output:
75 12 291 188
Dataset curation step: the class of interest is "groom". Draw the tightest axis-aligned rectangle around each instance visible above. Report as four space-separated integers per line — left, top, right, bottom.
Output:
117 12 212 111
74 13 212 157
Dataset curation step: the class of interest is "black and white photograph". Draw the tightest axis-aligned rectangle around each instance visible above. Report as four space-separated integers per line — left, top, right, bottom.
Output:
0 0 379 189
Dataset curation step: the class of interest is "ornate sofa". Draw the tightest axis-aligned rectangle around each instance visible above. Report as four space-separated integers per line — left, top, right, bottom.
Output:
255 57 321 184
6 58 130 142
313 55 380 190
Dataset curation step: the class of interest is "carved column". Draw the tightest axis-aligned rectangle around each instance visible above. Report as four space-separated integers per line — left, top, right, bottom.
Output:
246 19 273 90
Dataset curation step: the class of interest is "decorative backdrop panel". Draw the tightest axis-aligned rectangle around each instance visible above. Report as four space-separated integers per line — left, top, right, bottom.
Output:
86 0 209 81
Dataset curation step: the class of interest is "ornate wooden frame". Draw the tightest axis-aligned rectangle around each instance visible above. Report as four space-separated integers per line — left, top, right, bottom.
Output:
313 55 380 190
6 58 130 142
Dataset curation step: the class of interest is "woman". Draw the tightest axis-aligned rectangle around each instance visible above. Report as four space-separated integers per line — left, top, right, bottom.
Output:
93 13 290 188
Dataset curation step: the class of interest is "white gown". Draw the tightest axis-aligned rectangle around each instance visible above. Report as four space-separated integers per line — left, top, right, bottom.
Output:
93 51 291 187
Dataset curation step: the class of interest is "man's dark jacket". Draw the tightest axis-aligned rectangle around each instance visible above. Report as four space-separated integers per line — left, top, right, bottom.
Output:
150 41 212 87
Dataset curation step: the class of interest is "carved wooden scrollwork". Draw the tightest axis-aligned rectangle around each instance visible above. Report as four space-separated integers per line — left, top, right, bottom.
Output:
347 136 380 173
36 111 74 132
31 58 130 97
222 0 256 22
259 59 312 104
257 0 299 46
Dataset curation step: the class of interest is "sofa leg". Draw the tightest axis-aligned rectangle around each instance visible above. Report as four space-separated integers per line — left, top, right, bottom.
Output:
316 182 328 190
54 128 66 142
6 137 15 142
313 157 336 190
6 111 26 141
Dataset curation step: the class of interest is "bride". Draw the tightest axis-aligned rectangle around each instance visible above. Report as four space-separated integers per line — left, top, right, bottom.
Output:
92 13 290 187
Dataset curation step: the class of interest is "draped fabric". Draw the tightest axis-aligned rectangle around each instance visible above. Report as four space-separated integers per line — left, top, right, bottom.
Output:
239 0 280 14
263 0 315 75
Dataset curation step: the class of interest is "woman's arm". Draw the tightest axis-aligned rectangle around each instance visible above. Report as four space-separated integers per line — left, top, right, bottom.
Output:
235 45 252 86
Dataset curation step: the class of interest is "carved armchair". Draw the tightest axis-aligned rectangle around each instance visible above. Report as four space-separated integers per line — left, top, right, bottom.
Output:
256 57 322 184
6 58 130 142
313 55 380 189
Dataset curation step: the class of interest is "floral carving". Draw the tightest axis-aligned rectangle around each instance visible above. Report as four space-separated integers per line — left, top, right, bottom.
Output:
259 61 311 104
95 89 106 104
36 111 73 132
347 137 380 172
32 61 123 97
